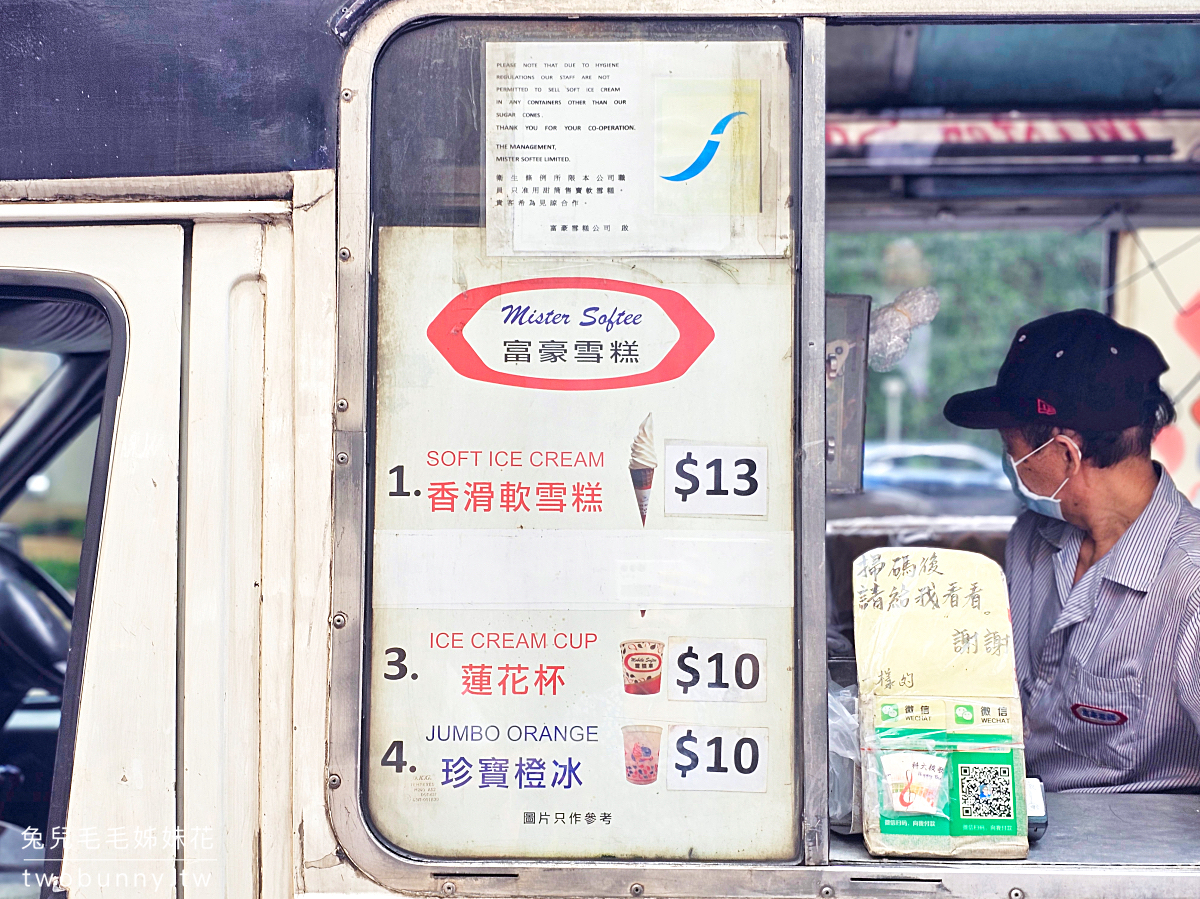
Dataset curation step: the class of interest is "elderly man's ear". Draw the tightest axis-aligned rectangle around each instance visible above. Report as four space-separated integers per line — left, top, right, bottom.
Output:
1057 431 1083 473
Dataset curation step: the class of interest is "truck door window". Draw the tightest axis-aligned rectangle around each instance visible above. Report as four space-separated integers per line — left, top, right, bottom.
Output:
0 281 122 894
331 15 807 876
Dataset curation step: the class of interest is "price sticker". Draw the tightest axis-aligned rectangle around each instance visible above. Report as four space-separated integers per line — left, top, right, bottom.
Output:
665 725 768 792
667 637 767 702
664 443 768 517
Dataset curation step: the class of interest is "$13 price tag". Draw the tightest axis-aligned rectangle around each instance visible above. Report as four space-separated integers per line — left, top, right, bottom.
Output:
664 444 768 517
667 637 767 702
666 725 769 792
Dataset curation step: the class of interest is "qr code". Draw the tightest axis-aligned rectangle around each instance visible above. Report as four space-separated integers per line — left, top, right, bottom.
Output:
957 764 1014 819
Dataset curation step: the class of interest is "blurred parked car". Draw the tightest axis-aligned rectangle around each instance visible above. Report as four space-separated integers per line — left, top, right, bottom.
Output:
861 441 1020 515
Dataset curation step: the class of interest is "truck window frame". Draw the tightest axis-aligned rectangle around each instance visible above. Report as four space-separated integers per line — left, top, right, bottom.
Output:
330 8 816 886
0 269 128 891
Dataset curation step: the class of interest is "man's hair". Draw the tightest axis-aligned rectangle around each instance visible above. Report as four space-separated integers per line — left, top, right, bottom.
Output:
1018 382 1176 469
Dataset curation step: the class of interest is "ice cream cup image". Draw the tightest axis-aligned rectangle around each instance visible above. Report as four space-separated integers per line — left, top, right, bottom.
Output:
620 640 665 694
629 413 656 526
622 725 662 785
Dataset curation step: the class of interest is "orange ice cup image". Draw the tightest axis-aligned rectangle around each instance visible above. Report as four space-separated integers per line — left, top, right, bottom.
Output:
620 640 665 694
622 725 662 785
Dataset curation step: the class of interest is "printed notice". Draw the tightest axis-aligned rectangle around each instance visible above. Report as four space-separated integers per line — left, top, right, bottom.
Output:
485 41 789 257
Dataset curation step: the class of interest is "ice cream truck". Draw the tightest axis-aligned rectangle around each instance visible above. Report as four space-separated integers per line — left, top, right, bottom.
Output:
0 2 1198 898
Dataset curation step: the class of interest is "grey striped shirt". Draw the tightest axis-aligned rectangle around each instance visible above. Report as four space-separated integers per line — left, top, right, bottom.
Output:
1005 467 1200 792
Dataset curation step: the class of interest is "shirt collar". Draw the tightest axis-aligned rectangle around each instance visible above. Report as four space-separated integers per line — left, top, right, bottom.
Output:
1034 514 1071 551
1032 464 1182 593
1103 465 1182 592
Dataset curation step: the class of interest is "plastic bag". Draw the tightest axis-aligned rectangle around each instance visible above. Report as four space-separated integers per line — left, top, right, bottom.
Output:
828 682 859 829
867 286 941 372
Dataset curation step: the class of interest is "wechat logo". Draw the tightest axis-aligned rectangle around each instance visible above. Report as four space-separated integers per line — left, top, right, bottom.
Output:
881 703 899 722
954 705 975 725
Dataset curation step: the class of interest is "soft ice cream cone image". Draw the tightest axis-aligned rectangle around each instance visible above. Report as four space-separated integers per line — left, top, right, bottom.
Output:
629 413 656 526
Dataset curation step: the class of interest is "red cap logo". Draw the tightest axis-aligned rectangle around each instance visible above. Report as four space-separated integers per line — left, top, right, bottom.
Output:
1037 398 1057 416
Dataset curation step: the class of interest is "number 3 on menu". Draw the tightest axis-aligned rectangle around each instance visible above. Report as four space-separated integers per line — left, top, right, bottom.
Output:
383 647 413 681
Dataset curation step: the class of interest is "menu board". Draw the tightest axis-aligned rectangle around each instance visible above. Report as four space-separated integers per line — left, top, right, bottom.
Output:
484 40 790 257
367 220 795 858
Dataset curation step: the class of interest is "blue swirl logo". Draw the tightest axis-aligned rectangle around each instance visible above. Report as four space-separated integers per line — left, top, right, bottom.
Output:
661 111 748 182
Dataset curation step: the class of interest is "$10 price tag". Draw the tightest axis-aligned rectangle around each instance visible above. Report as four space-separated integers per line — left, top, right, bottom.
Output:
664 444 768 517
666 725 769 792
668 637 767 702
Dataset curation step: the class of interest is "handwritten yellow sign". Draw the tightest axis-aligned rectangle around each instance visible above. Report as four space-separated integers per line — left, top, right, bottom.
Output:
853 548 1020 718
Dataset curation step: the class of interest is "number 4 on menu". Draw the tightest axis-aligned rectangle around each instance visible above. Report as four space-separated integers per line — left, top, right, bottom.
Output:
381 741 409 773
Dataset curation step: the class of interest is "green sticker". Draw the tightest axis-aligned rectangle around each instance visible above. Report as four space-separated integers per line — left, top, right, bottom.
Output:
878 750 1025 839
881 703 899 721
948 750 1022 837
953 703 975 726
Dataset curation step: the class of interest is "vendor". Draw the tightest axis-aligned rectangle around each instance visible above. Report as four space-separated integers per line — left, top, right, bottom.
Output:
944 308 1200 792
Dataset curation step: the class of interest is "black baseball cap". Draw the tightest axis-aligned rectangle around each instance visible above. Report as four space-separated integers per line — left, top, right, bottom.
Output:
944 309 1169 431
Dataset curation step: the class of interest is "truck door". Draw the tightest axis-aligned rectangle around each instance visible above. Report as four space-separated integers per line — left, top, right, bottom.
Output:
0 225 183 896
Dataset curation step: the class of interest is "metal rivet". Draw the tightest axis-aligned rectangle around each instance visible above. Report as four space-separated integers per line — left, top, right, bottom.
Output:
820 887 835 899
1111 346 1118 354
1009 889 1025 899
336 451 350 465
328 773 341 789
332 612 347 629
340 88 354 102
1055 350 1064 358
338 247 352 261
1018 334 1026 342
336 398 349 412
630 885 644 897
442 883 457 897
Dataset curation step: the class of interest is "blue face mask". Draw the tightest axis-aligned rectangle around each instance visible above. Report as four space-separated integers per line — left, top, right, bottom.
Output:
1003 436 1079 520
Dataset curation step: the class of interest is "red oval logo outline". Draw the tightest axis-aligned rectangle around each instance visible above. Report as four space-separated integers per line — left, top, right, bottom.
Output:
1070 703 1128 726
426 277 715 391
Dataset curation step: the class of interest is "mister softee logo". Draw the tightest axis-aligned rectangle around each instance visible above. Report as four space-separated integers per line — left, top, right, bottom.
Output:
427 278 714 391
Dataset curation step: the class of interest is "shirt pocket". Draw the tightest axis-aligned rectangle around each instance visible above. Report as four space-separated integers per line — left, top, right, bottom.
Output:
1053 666 1143 771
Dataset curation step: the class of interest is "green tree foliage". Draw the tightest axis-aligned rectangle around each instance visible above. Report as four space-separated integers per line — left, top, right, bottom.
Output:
827 229 1104 450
